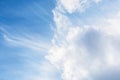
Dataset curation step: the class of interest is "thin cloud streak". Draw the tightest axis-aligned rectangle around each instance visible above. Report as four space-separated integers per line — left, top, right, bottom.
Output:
0 27 59 80
0 27 50 51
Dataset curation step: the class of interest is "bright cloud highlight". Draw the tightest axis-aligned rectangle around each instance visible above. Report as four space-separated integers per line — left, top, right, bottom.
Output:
46 0 120 80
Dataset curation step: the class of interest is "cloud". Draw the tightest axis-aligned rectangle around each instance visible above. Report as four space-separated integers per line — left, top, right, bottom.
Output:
57 0 102 13
99 12 120 37
0 27 50 51
46 0 120 80
0 1 57 80
0 27 60 80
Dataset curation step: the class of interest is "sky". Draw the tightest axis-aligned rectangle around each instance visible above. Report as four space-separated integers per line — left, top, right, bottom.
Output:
0 0 120 80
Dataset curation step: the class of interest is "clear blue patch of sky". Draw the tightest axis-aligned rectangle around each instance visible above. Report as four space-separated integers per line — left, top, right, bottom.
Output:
0 0 55 39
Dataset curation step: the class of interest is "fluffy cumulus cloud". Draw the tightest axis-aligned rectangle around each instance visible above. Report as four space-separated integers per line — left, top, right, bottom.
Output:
46 0 120 80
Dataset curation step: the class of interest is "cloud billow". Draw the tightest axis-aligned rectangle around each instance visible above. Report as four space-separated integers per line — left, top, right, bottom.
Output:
46 0 120 80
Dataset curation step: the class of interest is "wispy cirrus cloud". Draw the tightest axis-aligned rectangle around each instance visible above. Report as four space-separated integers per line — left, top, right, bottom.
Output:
0 26 60 80
0 0 59 80
0 26 50 51
1 0 120 80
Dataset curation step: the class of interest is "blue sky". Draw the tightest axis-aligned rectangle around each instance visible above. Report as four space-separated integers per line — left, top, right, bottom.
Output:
0 0 60 80
0 0 120 80
0 0 55 37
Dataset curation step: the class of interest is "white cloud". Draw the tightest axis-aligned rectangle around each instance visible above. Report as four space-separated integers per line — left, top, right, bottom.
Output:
0 27 59 80
57 0 102 13
46 0 120 80
101 13 120 37
93 0 102 3
1 31 50 51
